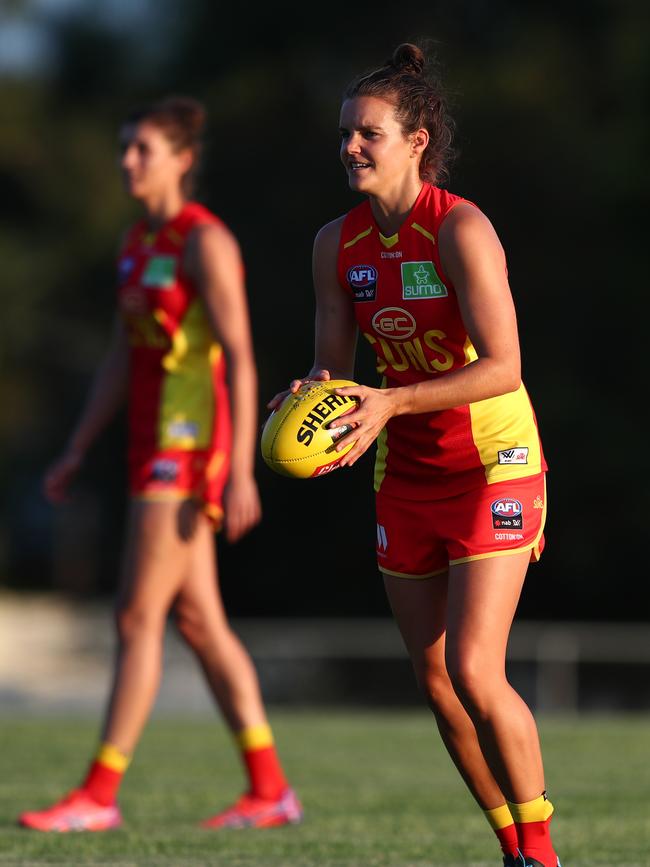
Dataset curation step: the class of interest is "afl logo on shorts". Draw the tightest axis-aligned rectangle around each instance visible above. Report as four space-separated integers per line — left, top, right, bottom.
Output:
491 497 523 529
347 264 377 302
151 458 179 484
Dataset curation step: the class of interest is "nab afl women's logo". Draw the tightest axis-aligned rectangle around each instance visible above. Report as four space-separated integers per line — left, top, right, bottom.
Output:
347 264 377 302
490 497 523 529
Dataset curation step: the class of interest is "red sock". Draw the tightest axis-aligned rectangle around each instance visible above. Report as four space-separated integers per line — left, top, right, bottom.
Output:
484 804 519 857
509 793 557 865
236 725 288 800
243 745 288 800
515 817 556 864
81 743 130 806
495 822 519 856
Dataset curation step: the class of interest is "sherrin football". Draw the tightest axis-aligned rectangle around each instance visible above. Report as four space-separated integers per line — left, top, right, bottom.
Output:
261 379 359 478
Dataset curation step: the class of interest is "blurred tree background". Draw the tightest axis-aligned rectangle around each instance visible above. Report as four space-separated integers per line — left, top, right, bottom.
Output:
1 0 647 620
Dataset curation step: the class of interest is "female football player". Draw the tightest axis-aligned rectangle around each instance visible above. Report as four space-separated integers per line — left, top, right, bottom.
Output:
19 96 302 832
269 43 560 867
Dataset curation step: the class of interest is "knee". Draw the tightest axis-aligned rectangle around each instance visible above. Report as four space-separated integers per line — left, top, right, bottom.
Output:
415 663 457 715
173 601 214 653
115 602 166 645
445 652 497 718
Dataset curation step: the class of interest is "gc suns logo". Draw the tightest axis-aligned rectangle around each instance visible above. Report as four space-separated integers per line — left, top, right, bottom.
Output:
347 264 377 302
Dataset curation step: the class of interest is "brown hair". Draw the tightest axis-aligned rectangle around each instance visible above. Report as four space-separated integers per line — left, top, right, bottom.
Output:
343 42 456 185
123 95 206 196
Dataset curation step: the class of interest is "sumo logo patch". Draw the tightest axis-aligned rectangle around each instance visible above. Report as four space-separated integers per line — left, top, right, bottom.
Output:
347 264 377 302
151 458 179 483
498 447 529 464
401 261 448 299
142 255 177 289
491 497 523 529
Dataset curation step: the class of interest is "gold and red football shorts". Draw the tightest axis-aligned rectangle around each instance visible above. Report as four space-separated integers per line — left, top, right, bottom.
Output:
128 447 229 528
375 473 547 579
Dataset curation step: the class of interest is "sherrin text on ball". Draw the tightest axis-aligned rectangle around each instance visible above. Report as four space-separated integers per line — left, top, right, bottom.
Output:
261 380 359 478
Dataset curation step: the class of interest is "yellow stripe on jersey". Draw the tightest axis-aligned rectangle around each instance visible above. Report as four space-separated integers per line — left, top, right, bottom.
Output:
235 723 275 751
374 377 389 492
159 299 218 450
468 384 543 484
411 222 436 245
343 226 373 249
379 231 399 249
463 336 478 364
165 227 184 247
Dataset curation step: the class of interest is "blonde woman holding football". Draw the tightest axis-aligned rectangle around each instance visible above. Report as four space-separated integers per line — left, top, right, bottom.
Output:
270 43 560 867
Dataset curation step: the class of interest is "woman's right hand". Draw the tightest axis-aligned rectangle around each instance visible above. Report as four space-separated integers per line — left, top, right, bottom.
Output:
43 448 84 504
266 369 331 411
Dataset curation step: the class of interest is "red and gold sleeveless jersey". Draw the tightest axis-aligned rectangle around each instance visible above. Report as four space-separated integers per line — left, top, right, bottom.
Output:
337 183 547 500
116 201 230 458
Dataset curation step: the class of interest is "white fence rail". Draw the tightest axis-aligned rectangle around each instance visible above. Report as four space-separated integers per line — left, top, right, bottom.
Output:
1 593 648 714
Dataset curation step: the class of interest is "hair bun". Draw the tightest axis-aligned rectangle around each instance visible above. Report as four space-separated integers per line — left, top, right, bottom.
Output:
390 43 425 76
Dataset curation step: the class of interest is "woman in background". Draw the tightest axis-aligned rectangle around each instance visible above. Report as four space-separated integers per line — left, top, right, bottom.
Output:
19 95 302 832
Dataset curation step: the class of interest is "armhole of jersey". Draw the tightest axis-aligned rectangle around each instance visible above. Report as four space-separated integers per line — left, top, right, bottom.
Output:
118 223 140 258
434 198 480 290
177 213 224 289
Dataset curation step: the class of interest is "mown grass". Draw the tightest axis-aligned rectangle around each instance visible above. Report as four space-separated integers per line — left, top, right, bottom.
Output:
1 709 649 866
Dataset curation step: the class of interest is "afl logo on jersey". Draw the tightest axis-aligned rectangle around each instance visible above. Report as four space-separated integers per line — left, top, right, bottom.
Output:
347 264 377 302
372 307 417 340
490 497 523 529
118 256 135 284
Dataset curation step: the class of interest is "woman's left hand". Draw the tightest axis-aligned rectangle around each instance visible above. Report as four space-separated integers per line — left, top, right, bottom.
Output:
330 384 398 468
222 473 262 543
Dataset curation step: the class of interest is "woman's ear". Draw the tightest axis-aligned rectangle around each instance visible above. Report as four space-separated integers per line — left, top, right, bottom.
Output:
410 127 429 156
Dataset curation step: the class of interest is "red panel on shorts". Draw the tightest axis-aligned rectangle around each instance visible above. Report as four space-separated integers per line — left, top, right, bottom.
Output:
128 447 229 528
375 473 546 578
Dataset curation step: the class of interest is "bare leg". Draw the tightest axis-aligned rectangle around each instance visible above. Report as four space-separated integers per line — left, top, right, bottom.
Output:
101 499 196 754
384 571 507 809
445 551 546 803
172 510 268 731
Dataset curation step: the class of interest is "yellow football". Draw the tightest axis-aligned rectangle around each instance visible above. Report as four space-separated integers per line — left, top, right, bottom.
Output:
261 379 359 478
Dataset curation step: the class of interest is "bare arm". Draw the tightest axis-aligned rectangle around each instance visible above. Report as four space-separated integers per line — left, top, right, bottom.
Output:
267 216 358 409
388 203 521 415
185 222 261 542
310 216 359 379
44 315 129 502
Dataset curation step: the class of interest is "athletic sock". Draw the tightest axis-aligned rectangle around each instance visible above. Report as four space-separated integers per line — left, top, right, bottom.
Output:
484 803 519 857
81 742 130 806
508 791 557 865
235 723 288 800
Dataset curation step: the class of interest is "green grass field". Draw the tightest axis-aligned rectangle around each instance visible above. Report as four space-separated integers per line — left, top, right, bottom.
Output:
2 709 649 866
